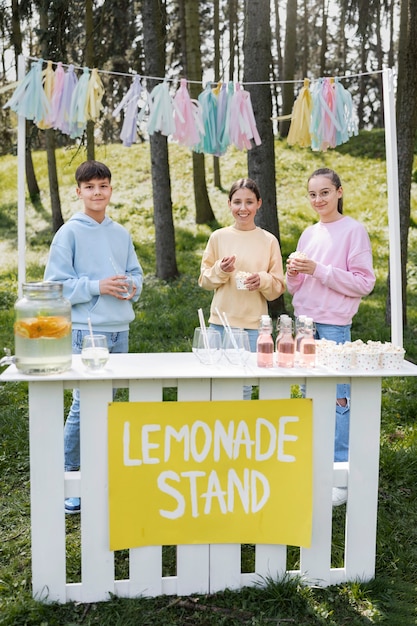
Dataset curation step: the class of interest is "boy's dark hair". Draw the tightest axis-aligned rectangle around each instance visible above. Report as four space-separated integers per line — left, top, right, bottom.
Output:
75 161 112 186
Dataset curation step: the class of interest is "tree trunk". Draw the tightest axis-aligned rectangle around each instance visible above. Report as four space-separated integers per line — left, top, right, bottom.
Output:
213 0 221 190
319 0 327 76
11 0 40 200
25 125 40 201
244 0 285 316
142 0 178 280
182 0 215 224
40 2 64 230
85 0 95 160
280 0 297 137
45 129 64 232
387 0 417 327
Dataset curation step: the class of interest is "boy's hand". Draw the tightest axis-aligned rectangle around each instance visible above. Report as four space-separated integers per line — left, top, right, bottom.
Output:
99 275 136 299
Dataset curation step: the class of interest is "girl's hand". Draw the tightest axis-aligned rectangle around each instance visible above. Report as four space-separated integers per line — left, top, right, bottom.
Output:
220 255 236 273
288 257 316 276
244 273 261 291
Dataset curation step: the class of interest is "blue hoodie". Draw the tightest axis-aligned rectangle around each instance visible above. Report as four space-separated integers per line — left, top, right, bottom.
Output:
44 213 143 331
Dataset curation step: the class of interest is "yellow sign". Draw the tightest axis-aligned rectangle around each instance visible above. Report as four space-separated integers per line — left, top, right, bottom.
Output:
108 399 313 551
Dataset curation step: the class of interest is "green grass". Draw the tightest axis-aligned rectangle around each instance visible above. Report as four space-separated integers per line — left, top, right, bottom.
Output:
1 132 417 624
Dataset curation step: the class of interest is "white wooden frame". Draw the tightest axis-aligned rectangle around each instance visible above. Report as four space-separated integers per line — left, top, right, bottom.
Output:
14 60 402 344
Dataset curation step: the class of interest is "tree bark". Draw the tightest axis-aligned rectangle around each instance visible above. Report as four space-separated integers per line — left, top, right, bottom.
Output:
142 0 178 279
45 129 64 232
243 0 285 316
280 0 297 138
11 0 40 200
85 0 95 160
39 1 64 230
182 0 215 224
387 0 417 326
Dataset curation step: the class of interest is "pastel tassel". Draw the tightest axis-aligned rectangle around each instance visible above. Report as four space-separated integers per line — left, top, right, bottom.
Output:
54 64 78 135
229 83 261 150
194 83 218 154
50 62 65 127
4 59 50 124
85 68 104 122
216 82 234 155
113 75 144 147
172 78 203 148
37 60 55 129
333 78 358 145
147 80 175 137
69 66 90 139
287 78 313 148
310 77 340 151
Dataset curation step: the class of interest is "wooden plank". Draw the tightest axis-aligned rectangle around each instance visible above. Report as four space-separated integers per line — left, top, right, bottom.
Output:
299 377 337 586
29 382 66 602
345 377 382 581
79 380 115 602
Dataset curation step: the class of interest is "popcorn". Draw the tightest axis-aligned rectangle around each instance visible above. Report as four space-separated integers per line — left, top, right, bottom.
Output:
288 251 307 260
315 338 405 371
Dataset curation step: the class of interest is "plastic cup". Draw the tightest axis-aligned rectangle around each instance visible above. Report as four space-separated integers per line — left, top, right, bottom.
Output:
81 334 109 371
192 328 222 364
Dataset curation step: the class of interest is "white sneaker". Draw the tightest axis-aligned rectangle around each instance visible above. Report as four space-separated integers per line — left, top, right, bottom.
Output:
332 487 347 507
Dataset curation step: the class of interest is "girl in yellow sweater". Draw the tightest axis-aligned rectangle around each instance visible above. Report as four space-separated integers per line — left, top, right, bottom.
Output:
199 178 285 353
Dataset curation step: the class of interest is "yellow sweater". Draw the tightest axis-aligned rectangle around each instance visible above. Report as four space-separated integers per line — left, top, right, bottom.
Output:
198 226 285 329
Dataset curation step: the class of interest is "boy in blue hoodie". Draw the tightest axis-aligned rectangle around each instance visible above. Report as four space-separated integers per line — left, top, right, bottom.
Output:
44 160 143 514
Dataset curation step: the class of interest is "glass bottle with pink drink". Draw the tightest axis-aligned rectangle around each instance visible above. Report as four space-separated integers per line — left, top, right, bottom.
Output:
276 317 295 368
299 316 316 367
256 315 274 367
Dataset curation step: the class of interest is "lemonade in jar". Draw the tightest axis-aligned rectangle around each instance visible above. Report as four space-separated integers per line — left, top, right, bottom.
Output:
14 282 72 374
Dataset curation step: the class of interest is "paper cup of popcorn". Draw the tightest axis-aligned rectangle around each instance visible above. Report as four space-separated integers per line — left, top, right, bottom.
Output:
356 348 381 371
380 344 405 370
315 339 336 367
329 345 354 371
235 271 251 290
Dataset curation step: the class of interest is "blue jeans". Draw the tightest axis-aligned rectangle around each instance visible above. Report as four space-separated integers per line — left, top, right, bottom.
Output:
210 324 258 400
315 323 351 462
64 329 129 471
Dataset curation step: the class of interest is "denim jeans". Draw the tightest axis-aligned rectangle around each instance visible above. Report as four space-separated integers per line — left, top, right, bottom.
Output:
315 323 351 462
210 324 258 400
64 329 129 471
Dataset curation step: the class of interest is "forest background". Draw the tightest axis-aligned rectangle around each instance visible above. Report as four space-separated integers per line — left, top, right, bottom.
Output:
0 0 416 325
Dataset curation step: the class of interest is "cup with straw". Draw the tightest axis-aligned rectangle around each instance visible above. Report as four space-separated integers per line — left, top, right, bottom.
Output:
81 318 109 371
216 308 250 366
192 309 221 364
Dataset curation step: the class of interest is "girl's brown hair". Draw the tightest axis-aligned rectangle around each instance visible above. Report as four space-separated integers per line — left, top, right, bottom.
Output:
228 178 261 201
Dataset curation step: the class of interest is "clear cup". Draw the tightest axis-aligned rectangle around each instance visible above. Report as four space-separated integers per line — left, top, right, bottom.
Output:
192 327 222 364
121 274 134 298
81 334 110 371
222 329 251 365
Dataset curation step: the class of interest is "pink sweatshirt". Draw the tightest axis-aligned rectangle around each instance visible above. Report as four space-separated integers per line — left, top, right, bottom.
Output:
286 216 375 325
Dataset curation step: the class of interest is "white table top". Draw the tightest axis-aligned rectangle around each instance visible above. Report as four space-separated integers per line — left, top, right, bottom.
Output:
1 352 417 382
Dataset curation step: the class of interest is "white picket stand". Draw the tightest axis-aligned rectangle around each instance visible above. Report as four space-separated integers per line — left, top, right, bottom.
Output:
2 352 417 604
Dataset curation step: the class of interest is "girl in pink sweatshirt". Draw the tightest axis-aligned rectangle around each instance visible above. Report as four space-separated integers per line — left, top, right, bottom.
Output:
286 168 375 504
